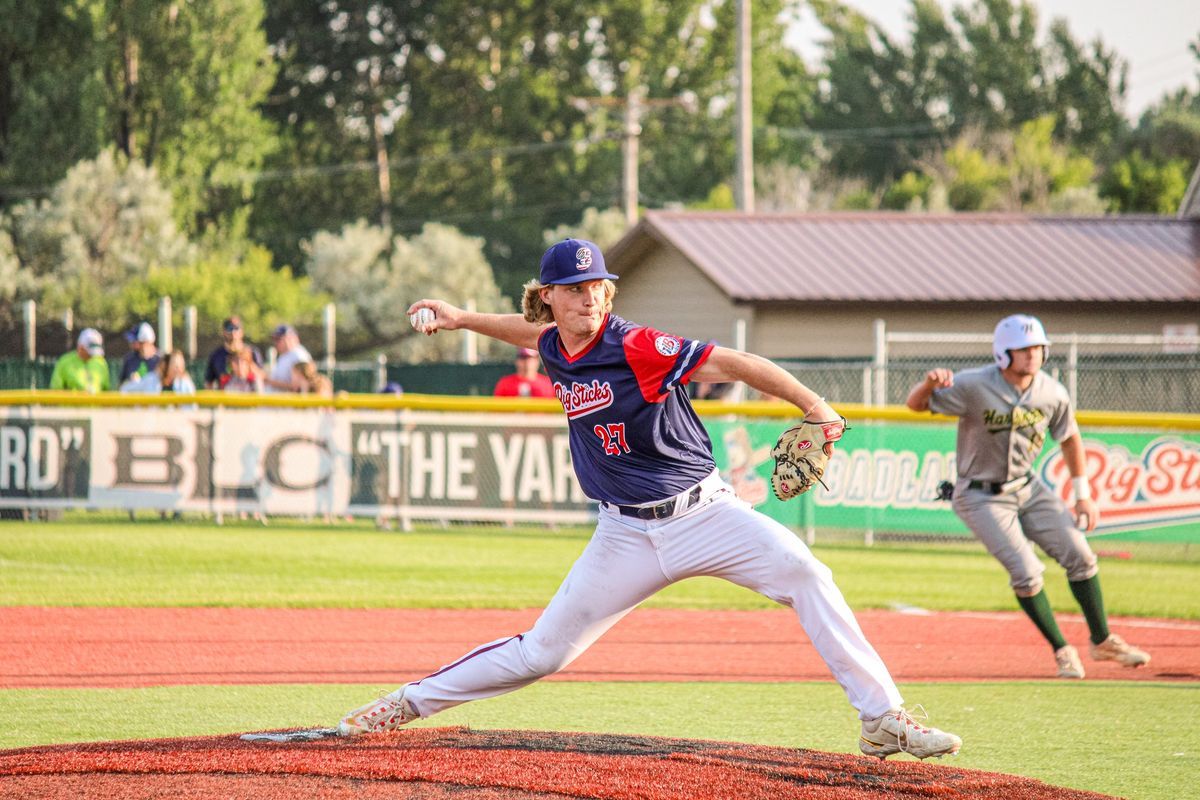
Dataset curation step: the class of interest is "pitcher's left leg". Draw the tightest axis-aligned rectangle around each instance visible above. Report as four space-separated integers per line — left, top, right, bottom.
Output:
661 494 900 719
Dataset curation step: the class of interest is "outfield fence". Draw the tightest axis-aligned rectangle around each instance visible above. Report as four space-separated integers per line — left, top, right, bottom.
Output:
1 391 1197 545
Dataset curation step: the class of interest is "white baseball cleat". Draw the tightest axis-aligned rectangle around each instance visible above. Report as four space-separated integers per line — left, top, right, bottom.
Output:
338 689 420 736
859 707 962 760
1089 634 1150 668
1055 644 1086 679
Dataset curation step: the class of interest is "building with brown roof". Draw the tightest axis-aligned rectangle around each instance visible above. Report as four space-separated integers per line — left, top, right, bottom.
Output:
605 211 1200 358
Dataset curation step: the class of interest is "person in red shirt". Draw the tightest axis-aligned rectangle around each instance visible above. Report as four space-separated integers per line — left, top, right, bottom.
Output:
493 347 554 398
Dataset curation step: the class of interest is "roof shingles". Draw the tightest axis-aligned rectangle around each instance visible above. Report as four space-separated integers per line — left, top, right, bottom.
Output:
616 212 1200 303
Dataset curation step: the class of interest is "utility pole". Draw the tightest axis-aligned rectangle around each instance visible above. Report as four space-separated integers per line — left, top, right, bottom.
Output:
622 87 643 227
572 86 696 226
735 0 755 213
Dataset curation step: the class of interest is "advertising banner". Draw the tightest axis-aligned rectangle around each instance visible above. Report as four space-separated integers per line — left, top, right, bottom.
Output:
0 408 593 525
708 419 1200 538
1 407 1196 538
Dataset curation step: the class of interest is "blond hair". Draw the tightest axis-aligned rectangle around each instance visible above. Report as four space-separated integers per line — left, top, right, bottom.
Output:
521 279 617 325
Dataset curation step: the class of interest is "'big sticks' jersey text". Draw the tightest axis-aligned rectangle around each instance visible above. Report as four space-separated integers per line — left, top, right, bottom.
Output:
538 314 715 505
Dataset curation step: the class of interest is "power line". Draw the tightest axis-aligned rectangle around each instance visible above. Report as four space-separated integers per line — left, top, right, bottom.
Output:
387 191 623 230
0 132 625 198
764 120 955 141
225 131 624 186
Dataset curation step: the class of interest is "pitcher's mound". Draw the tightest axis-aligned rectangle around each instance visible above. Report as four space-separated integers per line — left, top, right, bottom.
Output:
0 726 1113 799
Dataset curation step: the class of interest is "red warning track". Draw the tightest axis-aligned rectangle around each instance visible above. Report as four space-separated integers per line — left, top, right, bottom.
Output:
2 606 1197 688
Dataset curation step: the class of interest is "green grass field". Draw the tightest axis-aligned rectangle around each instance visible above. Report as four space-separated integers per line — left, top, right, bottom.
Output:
3 515 1197 617
2 514 1197 799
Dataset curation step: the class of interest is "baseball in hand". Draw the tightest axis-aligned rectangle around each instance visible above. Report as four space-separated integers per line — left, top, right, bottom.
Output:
409 307 435 330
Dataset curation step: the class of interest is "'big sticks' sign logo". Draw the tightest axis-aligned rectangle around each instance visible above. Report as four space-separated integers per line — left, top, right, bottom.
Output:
1042 437 1200 532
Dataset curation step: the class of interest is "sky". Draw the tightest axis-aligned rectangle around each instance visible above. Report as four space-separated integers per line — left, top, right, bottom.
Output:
789 0 1199 119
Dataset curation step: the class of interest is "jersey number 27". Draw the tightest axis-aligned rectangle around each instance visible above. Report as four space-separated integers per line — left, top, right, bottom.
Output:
594 423 631 455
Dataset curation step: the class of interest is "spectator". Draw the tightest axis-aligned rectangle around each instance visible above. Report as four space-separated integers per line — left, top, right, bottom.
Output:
122 349 196 398
204 315 263 389
123 350 197 522
119 322 161 388
380 381 404 395
221 346 264 393
264 324 312 393
292 359 333 398
493 347 555 398
158 350 197 397
49 328 110 393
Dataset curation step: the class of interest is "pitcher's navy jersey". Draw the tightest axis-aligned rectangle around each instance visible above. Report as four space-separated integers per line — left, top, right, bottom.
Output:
537 313 716 505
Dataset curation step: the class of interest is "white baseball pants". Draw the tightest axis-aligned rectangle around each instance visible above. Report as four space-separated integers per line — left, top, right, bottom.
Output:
403 476 903 721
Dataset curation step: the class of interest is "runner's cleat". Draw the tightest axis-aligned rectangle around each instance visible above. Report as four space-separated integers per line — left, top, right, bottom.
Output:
1055 644 1086 679
1089 634 1150 667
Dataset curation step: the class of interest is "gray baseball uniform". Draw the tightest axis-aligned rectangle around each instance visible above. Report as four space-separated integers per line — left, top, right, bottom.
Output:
929 365 1098 596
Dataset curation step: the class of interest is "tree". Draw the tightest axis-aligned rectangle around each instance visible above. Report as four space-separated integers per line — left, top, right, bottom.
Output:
255 0 435 257
255 1 808 298
912 117 1095 211
807 0 1127 184
1099 36 1200 212
543 208 629 251
808 0 962 183
1043 18 1128 155
0 1 105 192
950 0 1049 130
1100 151 1189 214
121 246 329 339
1005 115 1094 210
304 221 513 362
95 0 278 236
0 217 36 312
7 149 192 322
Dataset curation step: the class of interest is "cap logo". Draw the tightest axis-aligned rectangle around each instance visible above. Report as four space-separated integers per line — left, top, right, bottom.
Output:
575 246 592 271
654 336 682 357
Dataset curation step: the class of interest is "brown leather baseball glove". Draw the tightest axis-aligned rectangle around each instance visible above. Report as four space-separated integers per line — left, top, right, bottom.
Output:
770 416 847 500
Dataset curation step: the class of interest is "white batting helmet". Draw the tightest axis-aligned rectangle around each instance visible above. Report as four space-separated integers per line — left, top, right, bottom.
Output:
993 314 1050 368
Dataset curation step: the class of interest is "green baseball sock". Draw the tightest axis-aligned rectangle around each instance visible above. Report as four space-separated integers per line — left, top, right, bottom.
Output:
1069 576 1110 645
1016 590 1067 651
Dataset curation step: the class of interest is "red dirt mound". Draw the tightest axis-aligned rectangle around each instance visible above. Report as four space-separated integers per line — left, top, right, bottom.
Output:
0 727 1115 800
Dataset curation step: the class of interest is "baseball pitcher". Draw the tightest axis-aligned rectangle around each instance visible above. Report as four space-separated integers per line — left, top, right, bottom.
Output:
334 239 961 760
906 314 1150 679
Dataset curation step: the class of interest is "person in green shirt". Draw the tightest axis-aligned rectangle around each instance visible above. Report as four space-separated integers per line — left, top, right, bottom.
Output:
49 328 111 393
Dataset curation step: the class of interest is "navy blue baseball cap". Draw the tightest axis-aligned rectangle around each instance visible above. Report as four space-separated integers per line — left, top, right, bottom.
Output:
538 239 619 285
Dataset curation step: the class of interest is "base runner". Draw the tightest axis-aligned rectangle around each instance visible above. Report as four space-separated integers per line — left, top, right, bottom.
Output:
337 239 961 760
906 314 1150 679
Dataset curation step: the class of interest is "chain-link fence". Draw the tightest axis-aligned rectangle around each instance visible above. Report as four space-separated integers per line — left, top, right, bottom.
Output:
884 331 1200 413
3 312 1198 413
778 329 1200 414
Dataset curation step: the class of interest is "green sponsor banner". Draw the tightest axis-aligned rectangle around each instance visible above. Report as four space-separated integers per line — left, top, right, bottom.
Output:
0 416 91 501
705 419 1200 540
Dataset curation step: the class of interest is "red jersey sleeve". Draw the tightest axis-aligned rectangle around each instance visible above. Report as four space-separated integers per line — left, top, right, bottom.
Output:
622 327 715 403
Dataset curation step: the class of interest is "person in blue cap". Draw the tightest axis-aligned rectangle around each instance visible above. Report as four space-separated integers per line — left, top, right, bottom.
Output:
334 239 962 761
